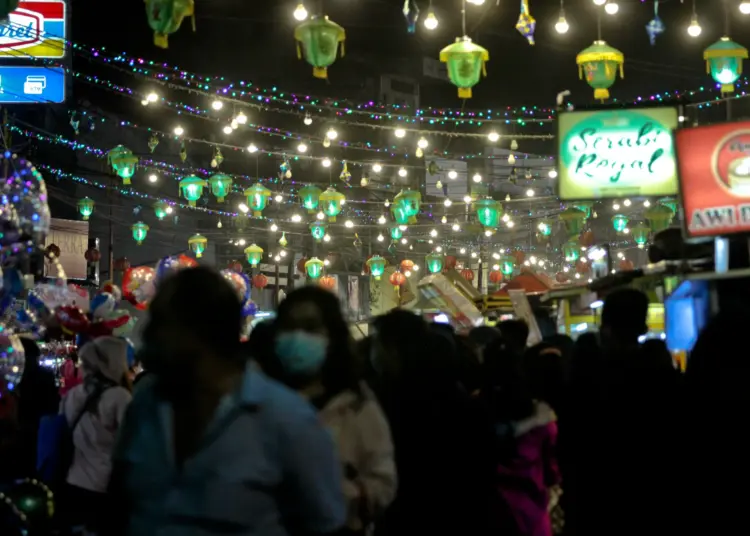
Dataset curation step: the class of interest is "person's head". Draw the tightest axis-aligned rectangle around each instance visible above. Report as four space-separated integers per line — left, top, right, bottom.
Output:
19 337 41 370
601 288 649 347
483 337 534 421
140 267 243 390
469 326 502 360
273 286 359 394
371 309 428 379
78 336 130 390
498 319 529 355
523 343 566 411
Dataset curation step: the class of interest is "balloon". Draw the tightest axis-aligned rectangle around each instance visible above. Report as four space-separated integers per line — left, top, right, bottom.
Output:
112 315 137 337
67 284 90 312
0 267 20 315
0 333 24 391
242 299 258 318
90 292 116 319
220 269 250 303
123 338 136 367
100 281 122 301
155 254 198 284
122 266 156 310
55 306 90 335
1 156 51 248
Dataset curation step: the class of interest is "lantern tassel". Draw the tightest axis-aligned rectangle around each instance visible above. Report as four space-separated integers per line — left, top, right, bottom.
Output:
296 42 302 60
253 211 262 218
216 196 225 203
154 32 168 49
458 87 472 99
340 41 345 57
188 200 196 207
313 67 328 79
594 88 610 101
721 84 734 94
328 216 337 222
123 178 131 185
482 62 487 77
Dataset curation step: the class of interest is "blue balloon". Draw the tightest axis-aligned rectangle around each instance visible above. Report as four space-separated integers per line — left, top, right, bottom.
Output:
122 337 136 367
242 299 258 318
238 272 252 302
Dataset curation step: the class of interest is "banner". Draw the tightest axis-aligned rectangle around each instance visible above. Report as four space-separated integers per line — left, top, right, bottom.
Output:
0 1 67 59
557 106 679 200
676 120 750 238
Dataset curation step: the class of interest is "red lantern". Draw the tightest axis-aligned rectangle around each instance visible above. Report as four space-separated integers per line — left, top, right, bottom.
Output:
319 275 336 290
555 271 570 283
576 259 590 274
45 243 61 259
512 250 525 265
113 257 130 271
361 254 374 276
460 268 475 281
84 248 101 263
389 271 406 287
228 260 243 273
253 274 269 289
489 270 503 284
444 255 457 270
619 259 635 271
297 257 309 275
580 230 595 248
400 259 415 272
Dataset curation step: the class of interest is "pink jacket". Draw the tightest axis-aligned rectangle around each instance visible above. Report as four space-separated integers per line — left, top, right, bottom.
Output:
59 360 83 396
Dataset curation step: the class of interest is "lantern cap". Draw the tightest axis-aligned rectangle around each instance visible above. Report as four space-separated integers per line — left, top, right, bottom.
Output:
704 36 749 60
319 186 345 201
560 207 587 220
294 14 346 40
209 172 232 182
244 183 271 196
576 40 624 66
244 243 263 253
180 175 207 186
188 233 207 244
439 36 489 62
645 204 673 219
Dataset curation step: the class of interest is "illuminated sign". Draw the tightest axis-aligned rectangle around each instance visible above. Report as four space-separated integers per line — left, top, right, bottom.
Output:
0 1 66 59
557 107 679 200
676 120 750 238
0 66 65 103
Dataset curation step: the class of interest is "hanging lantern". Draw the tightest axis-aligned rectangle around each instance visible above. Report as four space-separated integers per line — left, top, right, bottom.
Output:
400 259 415 273
188 233 208 258
153 200 169 220
425 252 444 274
319 186 345 222
439 36 490 99
77 197 95 220
305 257 325 279
575 259 590 275
113 257 130 271
294 15 346 79
389 271 407 287
107 145 138 184
319 275 336 290
461 268 475 282
631 223 650 247
572 202 593 219
515 0 536 45
299 184 323 213
84 247 101 263
179 176 207 207
500 256 515 277
475 198 501 228
645 204 674 233
366 255 387 280
576 40 624 101
244 184 272 217
612 214 629 233
659 197 678 215
555 272 570 284
489 270 504 285
243 244 264 267
208 173 233 203
580 230 595 248
537 218 553 237
563 240 581 263
253 273 268 289
228 260 243 273
145 0 196 48
393 189 422 224
704 36 748 94
390 226 403 241
391 204 410 226
560 207 587 236
310 221 327 242
131 222 149 245
445 255 457 270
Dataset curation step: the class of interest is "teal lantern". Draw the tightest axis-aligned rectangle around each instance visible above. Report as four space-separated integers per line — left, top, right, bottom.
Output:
390 226 403 241
208 173 233 203
108 145 139 185
131 222 149 245
294 15 346 79
391 204 410 226
366 255 387 280
393 189 422 224
573 202 593 219
425 252 444 274
576 41 624 101
439 36 490 99
563 241 580 263
243 244 264 267
704 37 748 94
179 175 207 207
299 184 323 213
305 257 325 279
645 204 673 233
500 256 515 277
188 233 208 258
244 184 272 217
77 197 95 220
153 200 169 220
537 218 553 237
612 214 629 233
659 197 678 215
310 221 327 242
475 198 501 228
631 223 650 247
319 186 345 222
560 207 587 236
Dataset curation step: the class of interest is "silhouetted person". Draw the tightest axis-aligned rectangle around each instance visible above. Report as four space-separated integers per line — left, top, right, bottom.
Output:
498 320 530 357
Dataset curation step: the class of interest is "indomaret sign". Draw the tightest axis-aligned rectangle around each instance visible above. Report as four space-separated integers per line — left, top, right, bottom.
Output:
676 121 750 239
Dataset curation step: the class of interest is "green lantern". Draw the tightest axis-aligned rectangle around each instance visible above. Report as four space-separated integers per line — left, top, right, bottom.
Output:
366 255 387 280
537 218 553 237
475 198 501 228
299 184 323 213
659 198 678 215
77 197 95 220
393 189 422 224
179 176 207 207
131 222 149 245
612 214 629 233
439 36 490 99
107 145 138 185
390 226 403 241
500 256 515 277
243 244 264 267
244 184 272 217
319 186 345 222
563 241 581 263
631 223 650 247
294 15 346 79
305 257 325 279
645 204 673 233
391 205 410 226
208 173 233 203
310 221 327 242
425 252 444 274
188 233 208 258
576 40 624 101
573 202 593 219
0 1 19 21
560 207 587 236
704 36 748 94
153 200 169 220
145 0 196 49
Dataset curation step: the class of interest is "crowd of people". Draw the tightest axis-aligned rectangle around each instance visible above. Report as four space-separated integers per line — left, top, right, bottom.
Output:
0 265 738 535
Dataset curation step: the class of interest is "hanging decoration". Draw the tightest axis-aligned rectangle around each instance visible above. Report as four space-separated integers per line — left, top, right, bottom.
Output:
244 183 272 217
475 198 501 228
131 222 149 245
576 41 624 101
393 189 422 225
208 173 232 203
391 204 410 226
400 259 415 273
515 0 536 45
107 145 138 184
299 184 322 213
148 133 159 153
390 226 403 241
188 233 208 258
439 36 490 99
339 161 351 182
425 252 444 274
645 1 665 46
279 232 288 248
153 200 169 220
319 186 346 222
489 270 504 285
611 214 629 233
560 207 587 236
179 141 187 162
563 241 581 263
179 175 207 207
659 198 678 215
253 273 268 289
703 37 748 94
294 15 346 79
631 223 650 247
211 147 224 168
460 268 474 282
645 204 673 233
572 202 593 219
402 0 420 33
305 257 325 279
500 256 515 277
243 244 263 267
145 0 196 49
280 158 292 179
310 221 327 242
77 197 95 220
389 271 407 288
537 218 553 237
366 255 387 280
319 275 336 290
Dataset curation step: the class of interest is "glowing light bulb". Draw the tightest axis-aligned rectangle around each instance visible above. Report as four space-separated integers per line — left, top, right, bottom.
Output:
291 214 302 223
211 100 224 111
604 2 618 15
741 1 750 15
467 0 485 5
146 92 158 103
239 203 249 213
394 128 406 138
293 2 308 21
463 195 472 204
223 125 233 134
418 137 429 149
444 198 452 207
166 206 173 214
326 128 338 140
297 142 308 153
247 143 258 153
401 238 408 244
317 211 325 220
323 234 331 242
270 223 278 232
399 225 407 231
484 230 493 237
345 220 354 228
687 15 702 37
593 0 606 5
549 169 558 178
398 167 407 177
643 200 651 207
472 173 482 183
303 113 313 126
322 158 332 168
488 131 500 142
526 188 535 197
235 112 247 124
448 170 458 180
173 126 184 136
507 220 515 228
148 174 158 183
424 10 438 30
613 202 621 210
238 239 246 246
430 229 438 237
555 16 569 34
452 223 460 231
378 215 386 225
623 199 632 207
372 163 382 173
274 194 283 203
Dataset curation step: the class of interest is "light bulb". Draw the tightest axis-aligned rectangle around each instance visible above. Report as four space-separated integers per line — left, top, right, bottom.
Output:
593 0 606 5
471 252 477 258
508 154 516 165
463 195 472 204
436 246 443 253
604 2 618 15
323 234 331 242
141 99 149 106
211 100 223 111
452 223 460 231
291 214 302 223
741 1 750 15
293 3 308 21
430 229 438 237
345 220 354 228
398 167 407 177
231 119 239 130
613 202 620 210
166 206 173 214
326 128 338 140
555 16 569 34
239 203 249 213
173 126 184 136
623 199 632 207
280 250 287 258
146 92 158 103
444 198 452 207
223 125 233 134
548 169 558 179
502 214 510 222
377 234 385 242
378 215 386 224
238 239 246 246
274 194 283 203
448 170 458 180
441 215 447 224
484 230 493 237
643 200 651 207
507 220 515 228
424 10 438 30
303 113 313 126
488 131 500 142
687 15 702 37
418 137 429 149
472 173 482 183
467 0 485 5
297 142 308 153
247 143 258 153
274 255 281 262
322 158 332 168
235 112 247 124
394 128 406 138
148 174 158 183
526 188 535 197
399 225 407 231
317 211 325 220
372 163 382 173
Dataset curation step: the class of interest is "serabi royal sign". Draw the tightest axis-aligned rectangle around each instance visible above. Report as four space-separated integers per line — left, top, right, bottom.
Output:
676 120 750 239
557 107 679 200
0 1 66 59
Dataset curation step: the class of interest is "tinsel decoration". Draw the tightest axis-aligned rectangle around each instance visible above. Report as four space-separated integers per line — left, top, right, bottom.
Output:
148 133 159 153
402 0 420 33
515 0 536 46
645 1 665 46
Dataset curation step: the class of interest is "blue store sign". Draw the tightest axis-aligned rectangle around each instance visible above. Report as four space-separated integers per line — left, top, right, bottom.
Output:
0 66 65 104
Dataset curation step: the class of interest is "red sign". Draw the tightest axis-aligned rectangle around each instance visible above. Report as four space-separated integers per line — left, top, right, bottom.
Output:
676 121 750 238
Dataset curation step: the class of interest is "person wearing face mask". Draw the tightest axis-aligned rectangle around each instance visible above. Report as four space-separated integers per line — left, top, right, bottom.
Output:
267 286 397 536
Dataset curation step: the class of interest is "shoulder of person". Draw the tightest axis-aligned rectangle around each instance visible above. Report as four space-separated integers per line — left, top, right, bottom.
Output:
101 385 132 406
253 370 319 423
